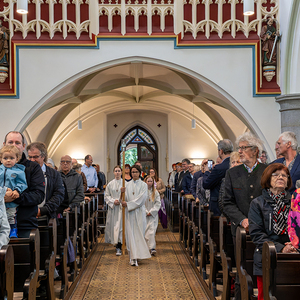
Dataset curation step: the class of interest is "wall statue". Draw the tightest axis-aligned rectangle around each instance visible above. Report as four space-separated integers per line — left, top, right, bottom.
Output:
260 18 281 82
0 19 9 83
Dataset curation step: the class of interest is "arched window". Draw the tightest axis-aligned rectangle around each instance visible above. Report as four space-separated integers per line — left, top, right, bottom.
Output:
118 126 158 175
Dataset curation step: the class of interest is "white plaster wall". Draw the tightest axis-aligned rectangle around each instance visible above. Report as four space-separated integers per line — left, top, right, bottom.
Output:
0 39 280 159
50 112 106 170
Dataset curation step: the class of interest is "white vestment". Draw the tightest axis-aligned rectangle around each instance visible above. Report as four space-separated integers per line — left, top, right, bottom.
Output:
145 189 161 250
125 179 151 260
104 179 123 245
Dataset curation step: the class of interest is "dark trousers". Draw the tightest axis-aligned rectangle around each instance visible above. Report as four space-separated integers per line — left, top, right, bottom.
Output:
233 236 241 300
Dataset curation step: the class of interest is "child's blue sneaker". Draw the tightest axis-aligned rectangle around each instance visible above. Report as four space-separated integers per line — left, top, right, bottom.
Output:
9 228 18 238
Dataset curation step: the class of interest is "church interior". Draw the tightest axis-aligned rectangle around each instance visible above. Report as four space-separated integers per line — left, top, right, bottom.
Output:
1 0 300 299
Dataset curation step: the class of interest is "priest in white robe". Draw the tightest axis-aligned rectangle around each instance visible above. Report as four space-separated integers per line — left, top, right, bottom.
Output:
121 165 151 266
144 176 161 255
105 166 123 255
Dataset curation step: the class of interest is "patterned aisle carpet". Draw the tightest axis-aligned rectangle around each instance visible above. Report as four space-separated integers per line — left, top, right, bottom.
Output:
70 228 209 300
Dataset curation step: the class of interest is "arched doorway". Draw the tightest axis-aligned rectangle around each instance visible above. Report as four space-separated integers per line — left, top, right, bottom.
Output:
117 126 158 175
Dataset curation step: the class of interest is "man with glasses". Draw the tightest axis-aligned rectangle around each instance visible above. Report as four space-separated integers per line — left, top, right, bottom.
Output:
3 131 45 238
175 158 190 193
81 155 98 193
58 155 84 214
182 163 195 194
27 142 64 220
223 132 267 300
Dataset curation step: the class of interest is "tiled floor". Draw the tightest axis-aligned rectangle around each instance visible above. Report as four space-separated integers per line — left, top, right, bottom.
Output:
70 228 209 300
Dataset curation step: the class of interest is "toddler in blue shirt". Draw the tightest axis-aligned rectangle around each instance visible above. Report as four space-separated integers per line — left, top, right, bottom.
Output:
0 145 28 238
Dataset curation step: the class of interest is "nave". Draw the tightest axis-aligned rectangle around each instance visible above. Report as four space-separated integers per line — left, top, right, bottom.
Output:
69 227 209 300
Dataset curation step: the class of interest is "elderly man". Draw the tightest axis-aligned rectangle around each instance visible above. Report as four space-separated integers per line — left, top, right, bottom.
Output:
223 132 267 300
27 142 64 219
58 155 84 213
81 155 98 193
259 150 268 164
175 158 190 193
202 139 233 216
3 131 45 238
273 131 300 193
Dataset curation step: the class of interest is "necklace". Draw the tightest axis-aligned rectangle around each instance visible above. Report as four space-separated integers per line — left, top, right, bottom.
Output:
115 179 121 193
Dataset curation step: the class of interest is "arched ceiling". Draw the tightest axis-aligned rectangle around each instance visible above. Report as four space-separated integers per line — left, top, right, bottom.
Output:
25 61 248 148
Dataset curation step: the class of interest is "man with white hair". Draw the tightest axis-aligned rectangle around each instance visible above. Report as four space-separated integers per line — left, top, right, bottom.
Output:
273 131 300 193
223 132 267 300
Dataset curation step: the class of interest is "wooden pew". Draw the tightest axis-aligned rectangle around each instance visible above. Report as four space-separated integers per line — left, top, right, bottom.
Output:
206 210 221 297
37 218 57 300
56 213 70 299
192 202 200 266
0 244 14 300
170 191 179 232
235 226 256 300
68 207 78 281
262 241 300 300
219 217 235 300
9 229 40 300
198 205 209 280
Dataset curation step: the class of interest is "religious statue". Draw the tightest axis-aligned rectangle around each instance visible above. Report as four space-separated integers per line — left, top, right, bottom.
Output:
260 18 281 82
0 19 9 83
0 19 9 67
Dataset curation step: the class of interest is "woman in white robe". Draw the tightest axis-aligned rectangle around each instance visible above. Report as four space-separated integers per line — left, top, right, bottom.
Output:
105 166 123 255
121 165 151 266
144 176 161 255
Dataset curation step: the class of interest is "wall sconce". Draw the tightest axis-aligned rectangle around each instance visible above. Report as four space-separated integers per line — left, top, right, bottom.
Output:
17 0 28 14
243 0 254 16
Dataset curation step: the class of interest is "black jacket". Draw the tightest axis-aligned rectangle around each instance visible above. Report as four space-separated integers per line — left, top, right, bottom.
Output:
175 170 189 192
58 169 84 212
203 157 230 201
223 162 267 236
13 153 45 230
248 189 291 275
39 165 65 219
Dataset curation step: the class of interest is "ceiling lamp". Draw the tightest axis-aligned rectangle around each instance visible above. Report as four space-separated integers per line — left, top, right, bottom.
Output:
78 105 82 130
191 103 196 129
17 0 28 14
243 0 254 16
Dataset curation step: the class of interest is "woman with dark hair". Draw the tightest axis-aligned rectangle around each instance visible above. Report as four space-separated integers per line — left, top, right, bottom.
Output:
249 163 297 300
149 168 167 228
121 164 151 266
124 164 132 182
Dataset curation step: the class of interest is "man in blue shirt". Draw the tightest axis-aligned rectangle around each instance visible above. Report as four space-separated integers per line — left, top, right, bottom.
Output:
81 155 98 192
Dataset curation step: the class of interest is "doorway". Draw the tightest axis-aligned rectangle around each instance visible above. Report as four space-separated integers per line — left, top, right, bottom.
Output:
118 126 158 175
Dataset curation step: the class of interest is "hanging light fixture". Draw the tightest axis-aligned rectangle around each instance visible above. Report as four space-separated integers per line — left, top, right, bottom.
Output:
191 103 196 129
78 105 82 130
243 0 254 16
17 0 28 14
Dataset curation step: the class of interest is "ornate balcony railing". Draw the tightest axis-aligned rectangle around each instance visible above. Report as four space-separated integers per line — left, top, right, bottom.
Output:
0 0 278 41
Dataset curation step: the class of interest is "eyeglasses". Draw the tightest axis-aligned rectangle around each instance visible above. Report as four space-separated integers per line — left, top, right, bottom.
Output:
28 155 41 159
237 146 253 151
271 173 289 179
61 160 71 164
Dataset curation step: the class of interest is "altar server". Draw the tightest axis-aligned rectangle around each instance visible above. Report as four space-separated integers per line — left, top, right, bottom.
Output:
121 165 151 266
105 165 123 255
144 175 161 255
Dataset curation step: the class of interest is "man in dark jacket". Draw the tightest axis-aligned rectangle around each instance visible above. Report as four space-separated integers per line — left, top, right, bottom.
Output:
27 142 64 219
203 139 233 216
58 155 84 213
223 132 267 300
175 158 190 193
3 131 45 238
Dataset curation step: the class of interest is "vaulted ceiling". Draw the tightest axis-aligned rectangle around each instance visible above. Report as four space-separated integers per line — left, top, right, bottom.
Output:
24 61 248 148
